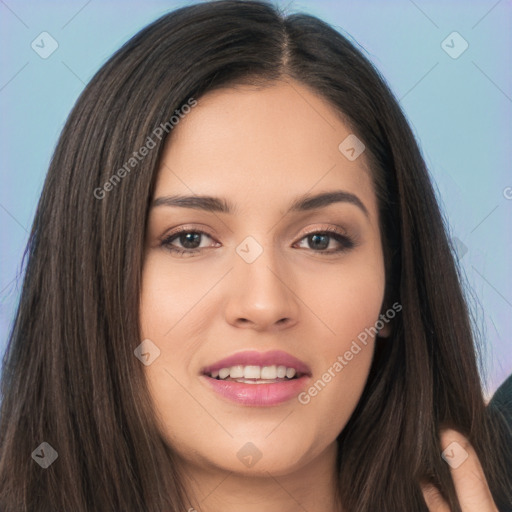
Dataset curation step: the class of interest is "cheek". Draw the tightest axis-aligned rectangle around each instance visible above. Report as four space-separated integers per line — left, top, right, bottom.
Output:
138 252 227 434
138 256 198 415
297 329 376 445
295 256 385 430
139 251 214 342
300 253 386 345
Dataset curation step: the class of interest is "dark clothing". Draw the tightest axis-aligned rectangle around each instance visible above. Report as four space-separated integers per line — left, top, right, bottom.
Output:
488 373 512 512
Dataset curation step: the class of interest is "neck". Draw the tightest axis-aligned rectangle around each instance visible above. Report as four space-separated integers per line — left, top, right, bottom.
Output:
181 441 341 512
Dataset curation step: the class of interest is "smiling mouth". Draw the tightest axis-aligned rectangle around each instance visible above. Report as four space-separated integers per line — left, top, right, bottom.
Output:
204 364 306 384
200 350 311 404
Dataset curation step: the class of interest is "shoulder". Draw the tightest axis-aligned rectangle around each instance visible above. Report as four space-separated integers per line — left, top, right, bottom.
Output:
487 373 512 479
489 373 512 429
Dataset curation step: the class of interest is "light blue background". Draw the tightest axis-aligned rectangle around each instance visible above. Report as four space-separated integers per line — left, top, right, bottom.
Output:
1 0 511 397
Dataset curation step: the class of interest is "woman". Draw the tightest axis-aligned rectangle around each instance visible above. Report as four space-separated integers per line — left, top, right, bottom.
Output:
0 1 510 510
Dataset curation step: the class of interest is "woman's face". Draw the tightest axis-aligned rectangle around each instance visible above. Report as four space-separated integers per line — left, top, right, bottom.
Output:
140 79 389 478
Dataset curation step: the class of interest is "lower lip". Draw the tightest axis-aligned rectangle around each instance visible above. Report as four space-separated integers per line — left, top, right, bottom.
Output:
200 375 310 406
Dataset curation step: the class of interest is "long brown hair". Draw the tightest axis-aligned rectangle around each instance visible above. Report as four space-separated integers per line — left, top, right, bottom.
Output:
1 1 510 510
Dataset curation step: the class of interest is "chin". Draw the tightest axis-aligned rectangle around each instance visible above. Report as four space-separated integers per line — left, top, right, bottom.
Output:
180 429 326 478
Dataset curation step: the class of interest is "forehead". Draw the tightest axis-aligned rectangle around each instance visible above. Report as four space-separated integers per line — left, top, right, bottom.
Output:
154 79 377 219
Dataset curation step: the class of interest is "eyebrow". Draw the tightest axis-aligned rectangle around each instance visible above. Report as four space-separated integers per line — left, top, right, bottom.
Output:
151 190 369 217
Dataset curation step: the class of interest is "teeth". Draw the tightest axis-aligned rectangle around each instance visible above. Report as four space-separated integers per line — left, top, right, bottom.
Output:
260 365 277 379
210 364 300 381
229 365 244 378
234 379 277 384
286 367 296 379
244 365 261 379
218 368 230 379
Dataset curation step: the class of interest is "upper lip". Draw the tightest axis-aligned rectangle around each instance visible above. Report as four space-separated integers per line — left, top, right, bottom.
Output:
201 350 311 376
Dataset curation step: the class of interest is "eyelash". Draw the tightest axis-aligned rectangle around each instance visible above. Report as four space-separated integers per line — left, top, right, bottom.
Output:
160 226 356 257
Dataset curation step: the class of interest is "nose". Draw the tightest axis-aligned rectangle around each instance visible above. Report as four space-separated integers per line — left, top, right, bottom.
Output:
224 242 299 331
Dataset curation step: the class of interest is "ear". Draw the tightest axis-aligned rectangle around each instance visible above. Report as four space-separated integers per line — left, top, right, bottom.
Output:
378 320 392 338
377 303 394 338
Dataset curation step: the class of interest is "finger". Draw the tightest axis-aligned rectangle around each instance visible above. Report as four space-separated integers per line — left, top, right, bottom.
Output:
439 429 498 512
421 482 451 512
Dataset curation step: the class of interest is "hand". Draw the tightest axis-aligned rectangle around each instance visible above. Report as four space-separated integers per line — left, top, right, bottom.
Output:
421 429 499 511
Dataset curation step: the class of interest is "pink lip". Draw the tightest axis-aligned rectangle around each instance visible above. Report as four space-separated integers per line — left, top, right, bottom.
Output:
200 350 312 407
200 375 311 406
201 350 311 376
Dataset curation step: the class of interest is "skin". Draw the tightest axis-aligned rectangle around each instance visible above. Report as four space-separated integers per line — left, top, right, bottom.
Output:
422 429 498 512
139 79 498 511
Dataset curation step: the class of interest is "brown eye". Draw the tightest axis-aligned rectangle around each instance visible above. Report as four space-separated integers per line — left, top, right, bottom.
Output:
295 229 355 254
161 229 218 257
